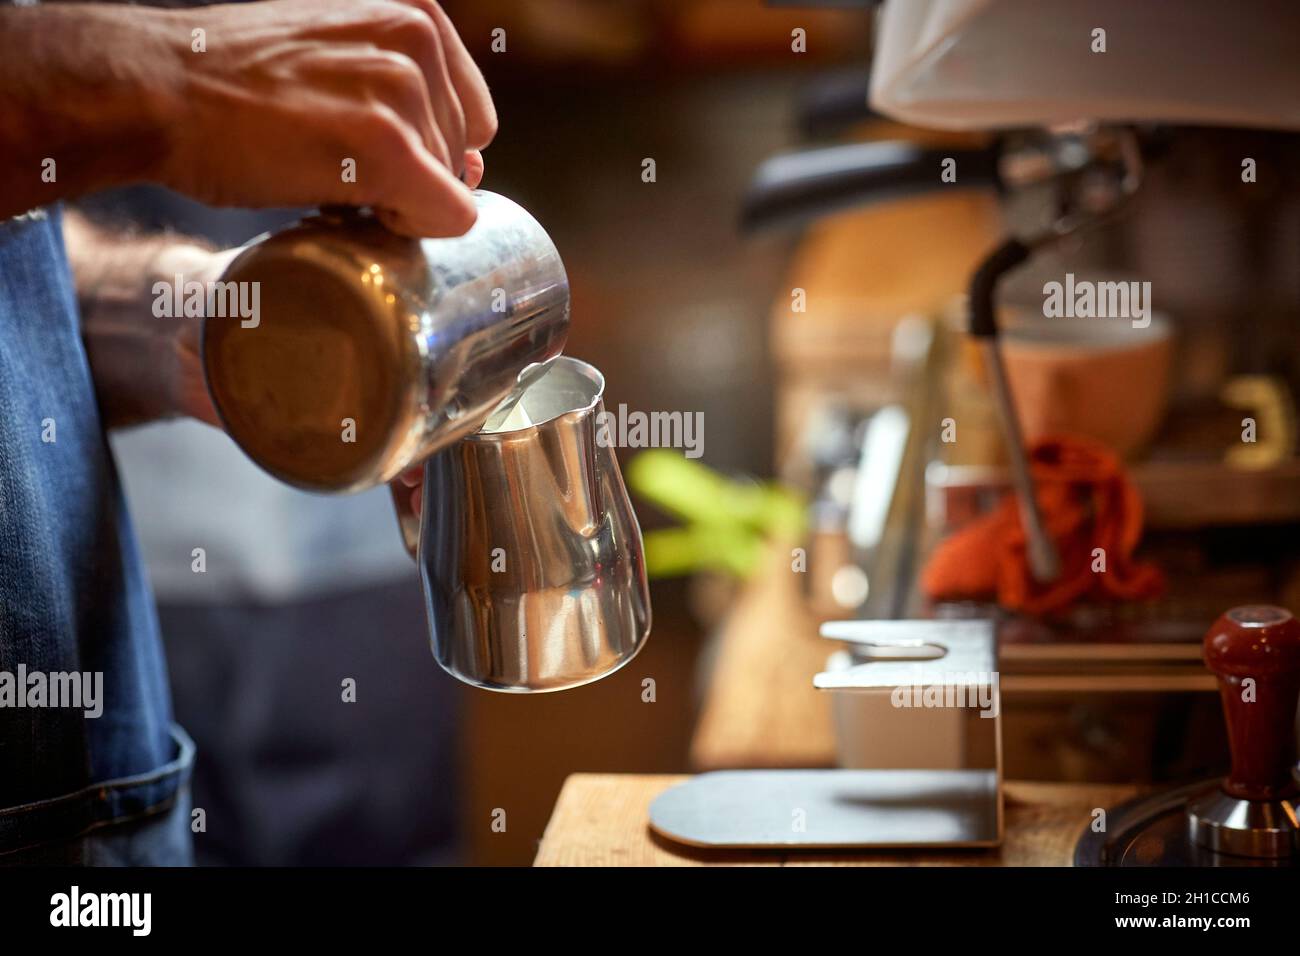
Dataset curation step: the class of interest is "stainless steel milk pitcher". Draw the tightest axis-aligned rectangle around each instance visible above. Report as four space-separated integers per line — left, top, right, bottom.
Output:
203 190 569 493
417 357 652 692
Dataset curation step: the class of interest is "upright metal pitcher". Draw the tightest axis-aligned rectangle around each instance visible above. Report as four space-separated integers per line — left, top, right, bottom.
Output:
204 191 569 493
418 357 652 692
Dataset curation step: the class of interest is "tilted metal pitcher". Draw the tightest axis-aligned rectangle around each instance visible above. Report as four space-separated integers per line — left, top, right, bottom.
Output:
204 190 569 493
415 357 652 692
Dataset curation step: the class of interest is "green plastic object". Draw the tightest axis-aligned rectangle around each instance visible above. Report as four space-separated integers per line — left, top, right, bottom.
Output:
625 450 805 579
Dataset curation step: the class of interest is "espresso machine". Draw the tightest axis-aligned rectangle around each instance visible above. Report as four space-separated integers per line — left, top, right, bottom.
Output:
739 0 1300 863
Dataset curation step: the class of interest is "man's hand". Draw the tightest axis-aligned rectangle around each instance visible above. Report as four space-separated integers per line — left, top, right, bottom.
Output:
0 0 496 237
159 0 497 236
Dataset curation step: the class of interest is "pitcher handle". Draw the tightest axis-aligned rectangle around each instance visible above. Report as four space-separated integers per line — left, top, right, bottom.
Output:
389 476 421 559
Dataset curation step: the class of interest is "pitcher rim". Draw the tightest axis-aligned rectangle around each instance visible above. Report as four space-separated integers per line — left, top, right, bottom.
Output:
466 355 605 440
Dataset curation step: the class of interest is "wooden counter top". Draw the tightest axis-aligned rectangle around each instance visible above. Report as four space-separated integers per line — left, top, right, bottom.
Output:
534 773 1138 866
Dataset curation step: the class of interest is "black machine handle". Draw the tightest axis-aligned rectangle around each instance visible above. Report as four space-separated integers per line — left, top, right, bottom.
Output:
740 140 1001 232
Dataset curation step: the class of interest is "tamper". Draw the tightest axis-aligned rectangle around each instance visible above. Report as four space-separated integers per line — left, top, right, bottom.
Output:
1186 605 1300 858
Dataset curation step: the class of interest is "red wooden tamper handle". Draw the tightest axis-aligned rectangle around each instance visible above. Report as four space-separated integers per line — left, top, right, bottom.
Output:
1204 606 1300 801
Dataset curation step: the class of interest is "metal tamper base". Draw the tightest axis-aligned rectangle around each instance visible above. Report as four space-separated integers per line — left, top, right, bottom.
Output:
1186 786 1299 859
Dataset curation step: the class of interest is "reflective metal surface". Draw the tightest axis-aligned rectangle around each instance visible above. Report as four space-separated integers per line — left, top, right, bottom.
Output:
650 770 1001 849
204 191 569 492
814 620 1003 824
1187 786 1300 858
418 357 652 692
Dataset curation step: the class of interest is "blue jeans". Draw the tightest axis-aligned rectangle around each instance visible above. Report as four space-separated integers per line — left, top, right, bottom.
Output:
0 207 185 861
1 730 195 866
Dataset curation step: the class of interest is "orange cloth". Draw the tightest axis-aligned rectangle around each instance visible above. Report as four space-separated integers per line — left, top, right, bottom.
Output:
921 435 1165 615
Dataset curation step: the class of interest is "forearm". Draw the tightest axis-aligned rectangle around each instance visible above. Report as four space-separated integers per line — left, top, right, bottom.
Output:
65 211 226 430
0 5 181 219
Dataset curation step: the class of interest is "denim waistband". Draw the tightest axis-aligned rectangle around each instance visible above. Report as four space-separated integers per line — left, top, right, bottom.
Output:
0 723 194 856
